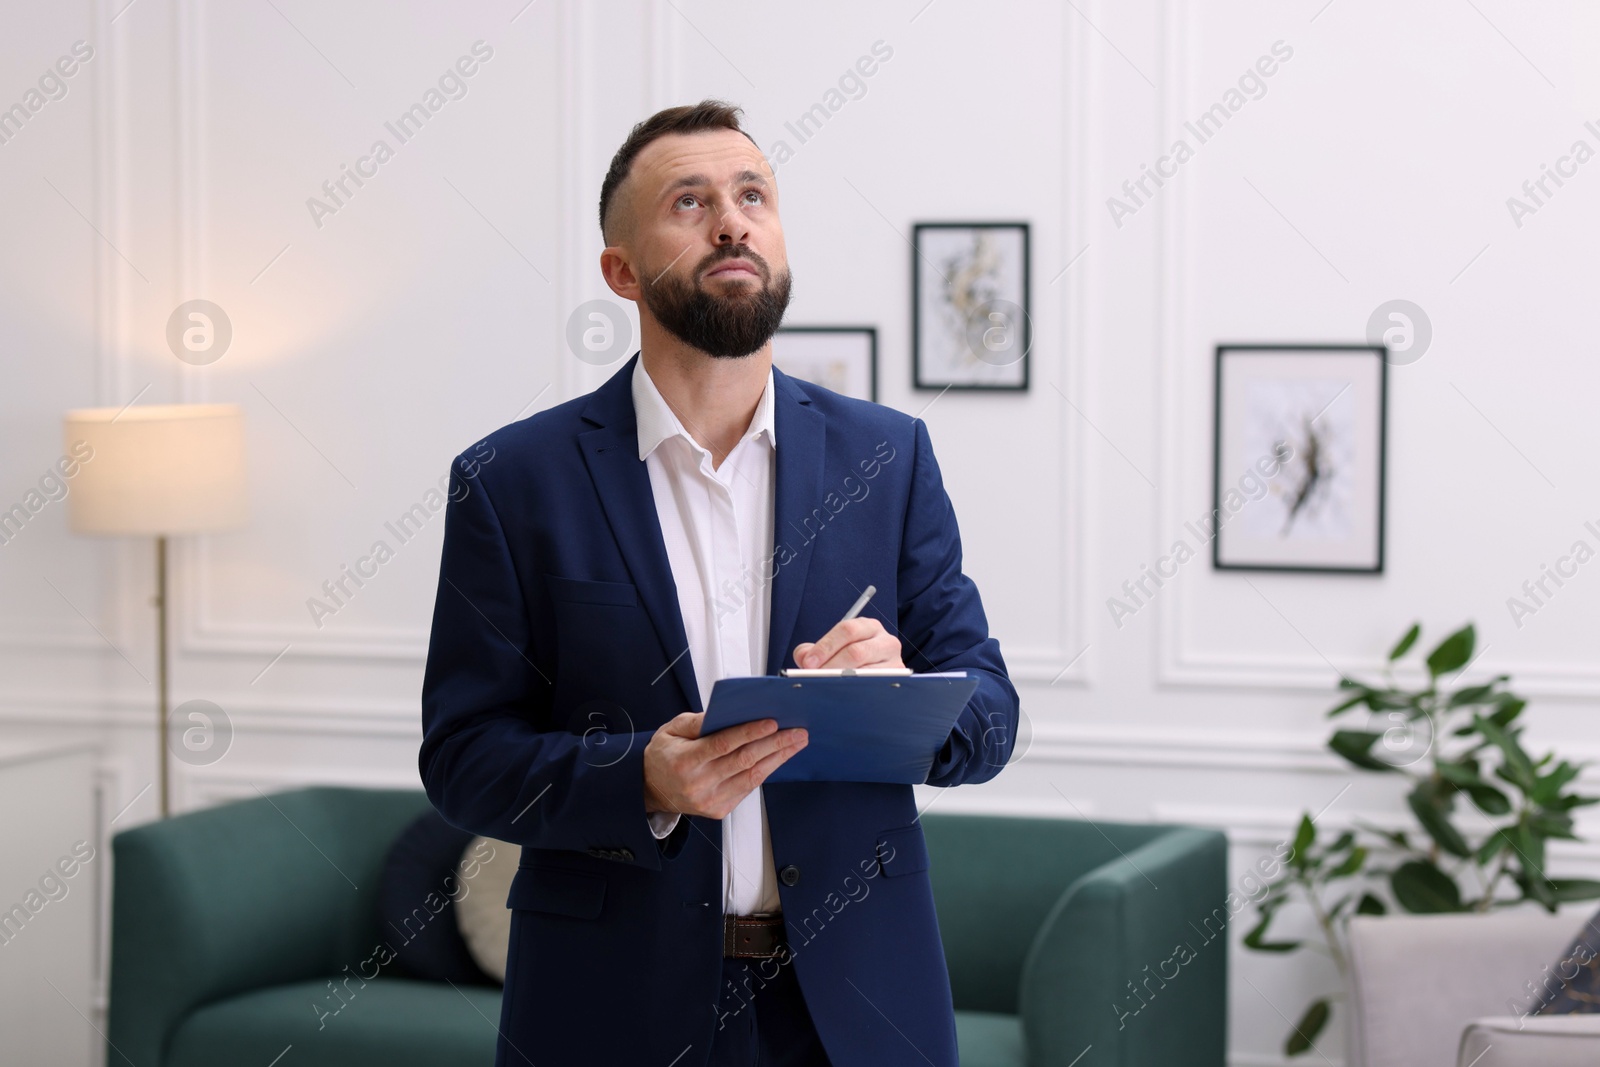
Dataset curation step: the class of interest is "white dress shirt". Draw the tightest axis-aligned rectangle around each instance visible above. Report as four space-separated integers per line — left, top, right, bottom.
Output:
634 357 782 916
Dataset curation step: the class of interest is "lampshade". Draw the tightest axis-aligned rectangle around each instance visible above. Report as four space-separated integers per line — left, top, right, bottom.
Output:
62 403 247 536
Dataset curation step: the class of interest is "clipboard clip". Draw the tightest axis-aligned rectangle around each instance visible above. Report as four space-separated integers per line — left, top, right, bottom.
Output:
779 667 916 678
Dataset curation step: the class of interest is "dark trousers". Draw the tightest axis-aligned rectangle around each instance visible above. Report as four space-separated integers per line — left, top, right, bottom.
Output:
707 954 832 1066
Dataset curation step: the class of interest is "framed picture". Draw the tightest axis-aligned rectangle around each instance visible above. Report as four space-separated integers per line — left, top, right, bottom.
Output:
771 326 878 402
1212 344 1388 573
912 221 1030 391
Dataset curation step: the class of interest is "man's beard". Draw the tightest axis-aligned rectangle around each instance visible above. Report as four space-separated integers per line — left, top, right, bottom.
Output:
641 246 793 359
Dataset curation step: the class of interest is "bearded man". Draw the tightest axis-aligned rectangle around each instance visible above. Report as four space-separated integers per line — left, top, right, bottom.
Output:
420 99 1017 1067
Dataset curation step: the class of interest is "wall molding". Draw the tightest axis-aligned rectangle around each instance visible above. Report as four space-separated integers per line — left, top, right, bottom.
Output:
165 2 1096 682
0 690 421 738
15 686 1600 781
1148 0 1600 701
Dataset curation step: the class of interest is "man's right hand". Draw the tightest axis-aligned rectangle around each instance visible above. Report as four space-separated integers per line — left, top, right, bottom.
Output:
642 712 807 820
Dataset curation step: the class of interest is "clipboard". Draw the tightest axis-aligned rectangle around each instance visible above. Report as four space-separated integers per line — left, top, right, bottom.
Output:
700 672 980 784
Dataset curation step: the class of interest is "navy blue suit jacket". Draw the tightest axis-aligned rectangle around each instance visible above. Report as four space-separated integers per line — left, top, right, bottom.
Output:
420 354 1018 1066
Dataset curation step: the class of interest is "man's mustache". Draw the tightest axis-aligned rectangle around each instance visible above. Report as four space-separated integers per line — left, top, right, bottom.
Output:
697 246 769 282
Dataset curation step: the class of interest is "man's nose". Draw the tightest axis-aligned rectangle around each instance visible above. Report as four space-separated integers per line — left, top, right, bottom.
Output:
714 200 749 245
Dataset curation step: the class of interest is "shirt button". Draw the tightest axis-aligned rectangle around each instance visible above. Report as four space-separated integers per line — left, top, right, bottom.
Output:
779 864 800 887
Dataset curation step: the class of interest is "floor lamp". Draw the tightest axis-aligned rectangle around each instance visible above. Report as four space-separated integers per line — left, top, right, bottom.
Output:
63 403 247 818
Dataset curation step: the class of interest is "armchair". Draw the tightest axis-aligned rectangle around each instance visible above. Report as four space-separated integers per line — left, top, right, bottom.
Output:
1345 910 1600 1067
924 813 1229 1067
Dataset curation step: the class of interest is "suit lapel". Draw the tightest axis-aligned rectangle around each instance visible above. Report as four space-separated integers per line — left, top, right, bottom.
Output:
578 355 702 713
765 368 826 675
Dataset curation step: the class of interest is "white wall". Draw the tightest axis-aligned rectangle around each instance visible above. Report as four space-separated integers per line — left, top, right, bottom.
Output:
3 1 1598 1062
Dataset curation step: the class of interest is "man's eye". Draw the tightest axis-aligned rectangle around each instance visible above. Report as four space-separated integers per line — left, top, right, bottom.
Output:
743 189 764 205
677 194 699 209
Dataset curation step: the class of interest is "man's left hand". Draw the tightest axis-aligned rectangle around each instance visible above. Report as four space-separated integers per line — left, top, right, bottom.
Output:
792 617 905 670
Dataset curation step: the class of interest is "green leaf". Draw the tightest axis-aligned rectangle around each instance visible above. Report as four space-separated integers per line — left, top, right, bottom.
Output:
1329 730 1397 772
1328 845 1368 879
1389 623 1421 661
1531 761 1582 806
1477 716 1537 793
1327 687 1373 717
1407 780 1472 858
1464 784 1512 816
1515 821 1547 881
1434 760 1488 787
1285 998 1331 1057
1435 761 1513 814
1489 698 1526 727
1356 892 1387 915
1525 871 1558 911
1366 689 1415 711
1426 624 1476 678
1242 909 1301 953
1477 828 1511 866
1530 811 1577 840
1391 859 1464 913
1290 814 1315 868
1550 879 1600 903
1357 821 1412 851
1447 681 1504 708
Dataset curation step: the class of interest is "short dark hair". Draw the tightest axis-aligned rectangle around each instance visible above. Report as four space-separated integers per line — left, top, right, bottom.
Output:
598 99 760 244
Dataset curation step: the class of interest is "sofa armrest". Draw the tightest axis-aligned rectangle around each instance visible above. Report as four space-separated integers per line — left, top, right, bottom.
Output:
1018 826 1228 1067
1458 1015 1600 1067
107 786 432 1067
1345 910 1584 1067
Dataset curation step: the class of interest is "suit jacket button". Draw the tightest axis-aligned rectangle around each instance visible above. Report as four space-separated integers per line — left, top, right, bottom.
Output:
780 864 800 886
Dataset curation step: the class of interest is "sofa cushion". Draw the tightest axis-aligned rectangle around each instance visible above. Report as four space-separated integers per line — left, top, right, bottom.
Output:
165 977 502 1067
955 1010 1025 1067
1458 1014 1600 1066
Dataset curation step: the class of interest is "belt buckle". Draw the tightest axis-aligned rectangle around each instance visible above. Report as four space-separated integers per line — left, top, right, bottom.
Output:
723 912 786 959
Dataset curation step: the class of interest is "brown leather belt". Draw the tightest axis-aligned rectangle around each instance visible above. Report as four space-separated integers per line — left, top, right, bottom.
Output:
723 913 787 958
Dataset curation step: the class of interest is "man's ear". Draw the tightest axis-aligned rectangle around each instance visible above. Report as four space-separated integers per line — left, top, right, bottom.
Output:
599 246 641 302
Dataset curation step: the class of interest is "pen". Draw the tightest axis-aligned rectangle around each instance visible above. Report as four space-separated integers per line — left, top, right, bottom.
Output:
783 583 913 676
781 586 901 676
838 585 875 627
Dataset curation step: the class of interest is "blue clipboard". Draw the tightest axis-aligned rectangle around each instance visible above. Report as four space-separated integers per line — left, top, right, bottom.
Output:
700 673 980 784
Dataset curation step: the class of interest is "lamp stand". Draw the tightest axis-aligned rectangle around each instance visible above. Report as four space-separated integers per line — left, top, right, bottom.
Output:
155 534 171 818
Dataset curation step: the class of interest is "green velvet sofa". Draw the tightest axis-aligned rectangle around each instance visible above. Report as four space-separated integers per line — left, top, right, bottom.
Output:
108 787 1227 1066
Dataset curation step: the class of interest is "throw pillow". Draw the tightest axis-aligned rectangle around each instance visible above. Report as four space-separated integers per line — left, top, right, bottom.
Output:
454 834 520 982
1533 908 1600 1013
376 810 496 985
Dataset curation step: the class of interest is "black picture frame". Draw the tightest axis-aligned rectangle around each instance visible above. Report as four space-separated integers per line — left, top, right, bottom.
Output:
1211 343 1388 574
912 221 1031 392
772 326 878 402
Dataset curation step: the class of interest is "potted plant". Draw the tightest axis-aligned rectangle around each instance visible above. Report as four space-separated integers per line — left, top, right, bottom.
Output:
1245 622 1600 1056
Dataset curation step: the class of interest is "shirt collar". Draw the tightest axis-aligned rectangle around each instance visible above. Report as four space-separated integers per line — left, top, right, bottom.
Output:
632 356 777 461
